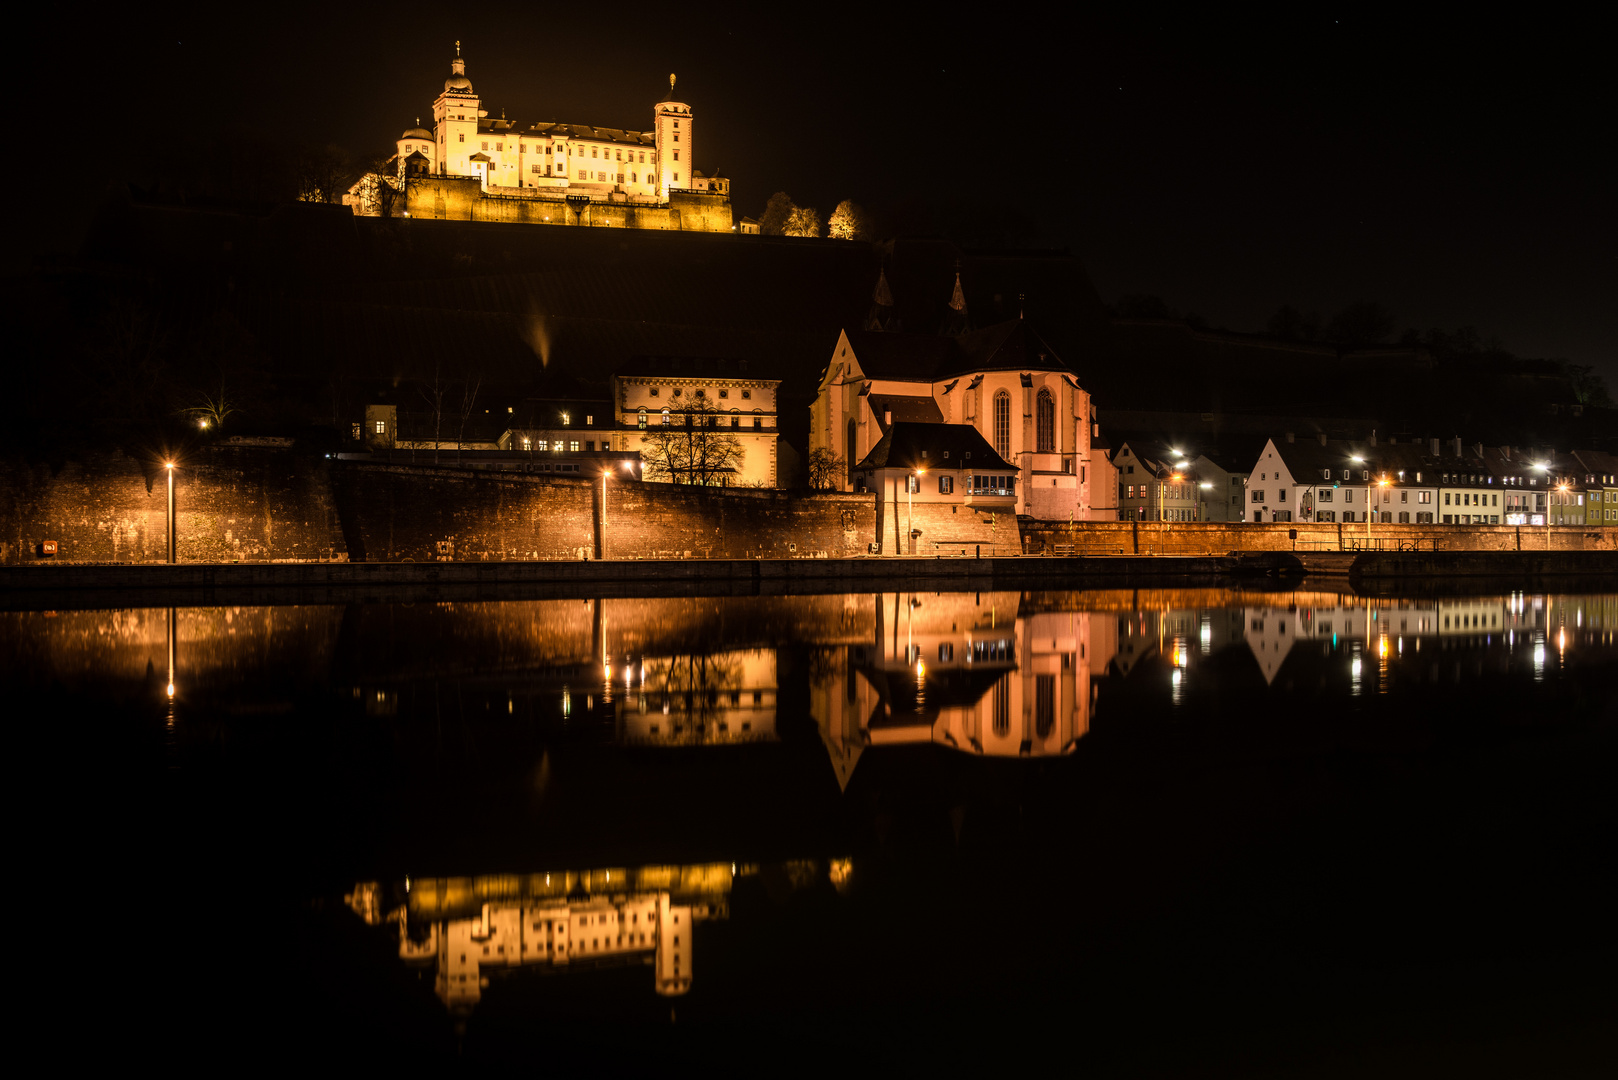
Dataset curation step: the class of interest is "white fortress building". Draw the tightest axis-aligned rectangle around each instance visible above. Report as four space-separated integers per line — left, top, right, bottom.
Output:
356 44 733 232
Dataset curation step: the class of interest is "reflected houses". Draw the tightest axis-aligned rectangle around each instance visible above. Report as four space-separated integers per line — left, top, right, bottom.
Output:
812 592 1105 786
616 650 778 745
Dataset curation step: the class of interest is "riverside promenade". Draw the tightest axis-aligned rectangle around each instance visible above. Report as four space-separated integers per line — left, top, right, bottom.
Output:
5 550 1618 600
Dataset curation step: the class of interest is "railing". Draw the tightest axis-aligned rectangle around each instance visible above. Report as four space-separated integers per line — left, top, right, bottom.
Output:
1341 536 1440 552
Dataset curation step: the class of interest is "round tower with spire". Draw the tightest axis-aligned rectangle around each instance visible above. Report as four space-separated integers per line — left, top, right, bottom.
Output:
431 41 485 177
653 74 691 197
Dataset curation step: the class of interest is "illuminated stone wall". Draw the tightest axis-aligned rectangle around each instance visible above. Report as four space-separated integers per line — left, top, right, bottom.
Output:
0 447 347 565
877 498 1017 556
332 462 875 561
1020 519 1618 555
406 177 732 232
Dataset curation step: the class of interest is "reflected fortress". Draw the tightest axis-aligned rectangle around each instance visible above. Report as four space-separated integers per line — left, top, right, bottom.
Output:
346 858 849 1018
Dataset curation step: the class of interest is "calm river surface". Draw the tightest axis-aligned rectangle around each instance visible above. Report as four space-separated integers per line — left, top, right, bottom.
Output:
8 585 1614 1071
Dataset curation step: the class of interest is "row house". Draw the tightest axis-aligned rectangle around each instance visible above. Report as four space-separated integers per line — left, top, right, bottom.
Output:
1246 434 1616 526
1111 440 1205 521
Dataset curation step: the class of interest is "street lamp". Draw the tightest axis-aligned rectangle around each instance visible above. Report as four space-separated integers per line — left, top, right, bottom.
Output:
1551 481 1569 549
165 461 176 564
1369 475 1389 542
909 467 926 556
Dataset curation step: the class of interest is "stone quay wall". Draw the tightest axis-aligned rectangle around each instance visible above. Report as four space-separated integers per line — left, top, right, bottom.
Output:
0 447 347 566
407 176 733 232
1021 519 1618 556
331 462 876 563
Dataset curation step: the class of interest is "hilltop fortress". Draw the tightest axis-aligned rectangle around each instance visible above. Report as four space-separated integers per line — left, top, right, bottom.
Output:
361 44 733 232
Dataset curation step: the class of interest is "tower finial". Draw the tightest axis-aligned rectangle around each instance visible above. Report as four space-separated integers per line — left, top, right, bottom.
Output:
670 73 677 90
456 40 461 58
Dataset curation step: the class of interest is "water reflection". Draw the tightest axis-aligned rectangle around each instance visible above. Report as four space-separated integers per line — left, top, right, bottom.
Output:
346 858 848 1019
812 591 1105 788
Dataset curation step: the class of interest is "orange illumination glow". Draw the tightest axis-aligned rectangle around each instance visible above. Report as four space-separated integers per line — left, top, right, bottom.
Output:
166 683 174 697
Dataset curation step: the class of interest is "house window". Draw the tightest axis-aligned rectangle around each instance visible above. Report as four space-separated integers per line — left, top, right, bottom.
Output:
938 475 954 494
649 387 659 397
661 409 670 425
373 420 386 434
569 441 580 452
753 417 762 429
496 142 503 151
742 390 751 399
993 391 1011 458
458 134 464 143
638 409 647 430
1036 389 1055 451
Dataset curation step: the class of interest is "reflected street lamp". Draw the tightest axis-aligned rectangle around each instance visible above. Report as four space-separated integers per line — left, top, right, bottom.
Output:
165 461 176 564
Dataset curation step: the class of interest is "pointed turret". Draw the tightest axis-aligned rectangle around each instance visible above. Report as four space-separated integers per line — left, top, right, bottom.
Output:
939 268 970 334
864 267 898 331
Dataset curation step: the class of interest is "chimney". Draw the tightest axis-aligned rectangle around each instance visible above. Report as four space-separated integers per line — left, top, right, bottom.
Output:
1473 442 1484 458
883 408 892 426
1369 430 1377 447
1285 432 1294 444
1430 437 1440 456
1318 433 1328 446
1452 437 1462 457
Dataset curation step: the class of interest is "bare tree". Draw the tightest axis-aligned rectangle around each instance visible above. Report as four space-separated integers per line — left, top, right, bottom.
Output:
827 200 868 241
294 143 356 204
806 448 846 491
454 373 483 464
785 206 822 238
419 363 446 465
182 379 240 433
640 399 745 486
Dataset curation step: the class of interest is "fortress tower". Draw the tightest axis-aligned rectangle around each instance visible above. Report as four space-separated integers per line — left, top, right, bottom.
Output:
430 43 484 180
654 75 691 197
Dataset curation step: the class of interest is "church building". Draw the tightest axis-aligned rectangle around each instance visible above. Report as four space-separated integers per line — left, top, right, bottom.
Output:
356 45 733 232
810 273 1106 521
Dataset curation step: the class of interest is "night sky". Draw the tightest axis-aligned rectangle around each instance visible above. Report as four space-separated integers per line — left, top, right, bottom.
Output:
22 6 1616 382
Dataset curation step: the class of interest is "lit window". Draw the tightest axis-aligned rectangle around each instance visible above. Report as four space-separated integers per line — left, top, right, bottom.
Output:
374 420 386 434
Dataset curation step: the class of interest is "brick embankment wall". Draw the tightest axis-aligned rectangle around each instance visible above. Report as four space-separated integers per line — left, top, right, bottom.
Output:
331 463 877 562
1022 520 1618 556
0 448 347 565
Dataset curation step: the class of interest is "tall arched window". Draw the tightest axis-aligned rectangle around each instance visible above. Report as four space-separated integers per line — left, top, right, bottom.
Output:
1036 389 1055 452
992 676 1010 737
993 390 1011 458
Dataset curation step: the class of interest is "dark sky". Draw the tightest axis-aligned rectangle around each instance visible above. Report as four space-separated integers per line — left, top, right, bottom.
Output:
23 5 1616 381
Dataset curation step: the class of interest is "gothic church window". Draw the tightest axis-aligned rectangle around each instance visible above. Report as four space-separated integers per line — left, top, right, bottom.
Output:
993 391 1011 458
1036 389 1055 452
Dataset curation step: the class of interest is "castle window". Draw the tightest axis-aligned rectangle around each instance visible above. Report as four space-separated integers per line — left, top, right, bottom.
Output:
638 409 647 429
616 150 622 160
673 152 679 161
662 410 671 424
1036 389 1055 451
719 389 728 399
674 172 679 180
520 144 525 153
742 389 751 399
618 173 624 184
532 164 541 174
631 172 637 183
481 142 489 150
592 147 598 157
496 142 503 151
672 388 682 397
458 134 464 142
639 152 645 163
674 134 680 142
546 146 552 154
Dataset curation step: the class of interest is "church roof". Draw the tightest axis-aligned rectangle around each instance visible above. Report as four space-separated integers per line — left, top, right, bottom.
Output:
867 393 943 430
845 319 1073 383
856 422 1013 472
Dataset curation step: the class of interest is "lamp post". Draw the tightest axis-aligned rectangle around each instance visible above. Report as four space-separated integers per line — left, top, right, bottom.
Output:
909 467 926 556
1551 481 1568 550
165 461 176 564
599 460 635 560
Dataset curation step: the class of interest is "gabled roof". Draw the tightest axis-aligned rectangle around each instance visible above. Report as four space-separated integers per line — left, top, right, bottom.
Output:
855 422 1014 472
867 393 943 431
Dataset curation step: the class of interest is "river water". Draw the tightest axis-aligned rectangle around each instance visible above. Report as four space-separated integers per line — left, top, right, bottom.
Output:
8 586 1614 1070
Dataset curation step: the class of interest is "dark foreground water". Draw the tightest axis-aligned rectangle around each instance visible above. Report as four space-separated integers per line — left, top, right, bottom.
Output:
8 585 1615 1074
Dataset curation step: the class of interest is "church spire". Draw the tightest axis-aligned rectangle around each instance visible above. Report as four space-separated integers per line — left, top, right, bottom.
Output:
865 266 898 331
939 265 970 334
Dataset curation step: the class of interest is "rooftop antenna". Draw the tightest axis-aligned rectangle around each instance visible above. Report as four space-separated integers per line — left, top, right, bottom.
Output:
1018 293 1026 320
456 40 461 57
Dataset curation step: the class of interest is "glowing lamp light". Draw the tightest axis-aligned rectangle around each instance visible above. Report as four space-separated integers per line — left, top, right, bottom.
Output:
198 418 210 429
165 462 175 470
622 460 633 471
1200 482 1212 489
166 682 175 698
